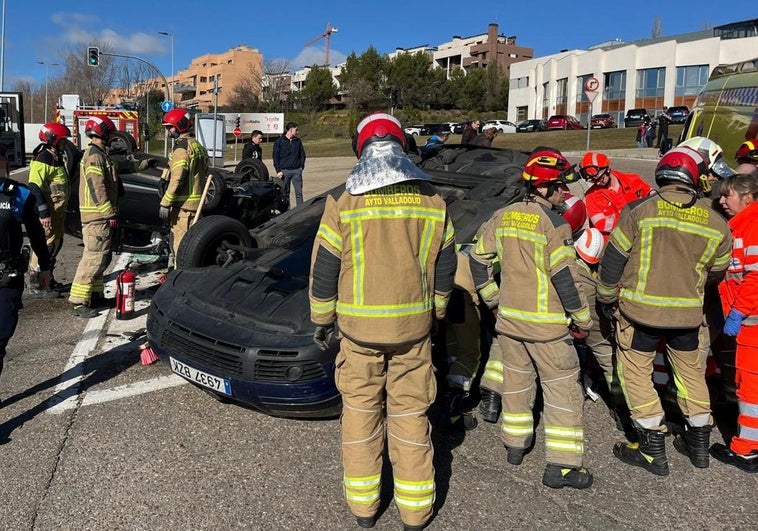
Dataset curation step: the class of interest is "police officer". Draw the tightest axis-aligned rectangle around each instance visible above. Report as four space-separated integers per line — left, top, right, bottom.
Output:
69 116 120 318
598 147 732 475
159 108 209 267
27 122 72 297
1 175 51 401
471 149 594 489
309 112 456 531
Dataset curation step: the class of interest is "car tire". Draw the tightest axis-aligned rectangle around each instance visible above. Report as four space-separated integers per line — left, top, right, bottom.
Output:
108 131 138 154
202 170 227 212
176 215 254 269
234 158 269 183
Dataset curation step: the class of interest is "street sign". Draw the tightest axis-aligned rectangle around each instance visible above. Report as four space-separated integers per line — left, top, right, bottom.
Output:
584 77 600 93
161 100 173 113
233 127 242 137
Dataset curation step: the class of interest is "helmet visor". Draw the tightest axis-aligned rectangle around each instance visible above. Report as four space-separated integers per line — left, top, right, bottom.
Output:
579 165 609 181
710 156 735 180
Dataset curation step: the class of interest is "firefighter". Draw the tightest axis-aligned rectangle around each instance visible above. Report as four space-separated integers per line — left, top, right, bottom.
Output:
580 151 651 236
27 122 71 297
710 173 758 472
68 116 120 318
160 108 209 267
734 138 758 176
309 112 456 530
598 147 732 475
470 149 594 489
1 176 51 410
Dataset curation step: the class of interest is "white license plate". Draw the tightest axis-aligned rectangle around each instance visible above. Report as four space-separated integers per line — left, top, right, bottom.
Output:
170 357 231 395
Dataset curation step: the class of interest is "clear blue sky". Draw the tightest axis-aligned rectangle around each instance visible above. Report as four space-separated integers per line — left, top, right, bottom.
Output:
0 0 751 88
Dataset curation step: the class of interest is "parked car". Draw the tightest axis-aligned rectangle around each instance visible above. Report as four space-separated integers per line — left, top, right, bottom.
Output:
452 121 470 134
590 113 616 129
667 105 690 124
516 119 547 133
442 122 459 133
546 115 584 130
484 119 517 134
424 123 450 136
147 144 531 418
623 108 650 128
404 125 425 136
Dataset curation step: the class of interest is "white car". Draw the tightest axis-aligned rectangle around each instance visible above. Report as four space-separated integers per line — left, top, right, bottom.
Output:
484 119 517 134
404 125 423 136
442 122 458 133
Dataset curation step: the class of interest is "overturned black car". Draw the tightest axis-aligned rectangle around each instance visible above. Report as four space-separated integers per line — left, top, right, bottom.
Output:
146 145 529 418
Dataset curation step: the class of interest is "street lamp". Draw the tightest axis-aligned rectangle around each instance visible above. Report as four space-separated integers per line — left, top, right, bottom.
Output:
37 61 60 122
158 31 174 103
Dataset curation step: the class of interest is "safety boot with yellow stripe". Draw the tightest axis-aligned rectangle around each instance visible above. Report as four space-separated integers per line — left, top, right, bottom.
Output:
541 464 594 489
613 428 669 476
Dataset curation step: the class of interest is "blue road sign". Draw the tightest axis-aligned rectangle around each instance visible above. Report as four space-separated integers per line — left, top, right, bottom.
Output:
161 100 174 113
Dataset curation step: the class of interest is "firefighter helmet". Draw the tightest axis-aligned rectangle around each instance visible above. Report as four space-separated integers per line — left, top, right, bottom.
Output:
579 151 611 181
162 108 192 133
574 227 605 264
522 149 579 185
655 147 709 188
678 136 734 179
84 116 116 139
39 122 71 146
736 139 758 165
354 112 405 158
560 194 587 236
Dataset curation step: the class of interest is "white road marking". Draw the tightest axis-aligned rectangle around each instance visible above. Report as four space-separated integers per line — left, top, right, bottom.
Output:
47 375 189 412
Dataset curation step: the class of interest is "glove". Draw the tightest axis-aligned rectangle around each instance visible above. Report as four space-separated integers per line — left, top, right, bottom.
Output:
159 206 171 222
108 218 119 230
724 309 745 337
600 301 618 321
569 324 589 340
313 324 335 350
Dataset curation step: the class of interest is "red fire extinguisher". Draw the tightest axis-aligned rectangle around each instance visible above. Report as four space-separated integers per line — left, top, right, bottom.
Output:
116 263 136 320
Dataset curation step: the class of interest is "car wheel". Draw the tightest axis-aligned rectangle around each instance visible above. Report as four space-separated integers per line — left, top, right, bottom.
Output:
176 215 254 269
202 170 227 212
108 131 138 154
234 158 270 183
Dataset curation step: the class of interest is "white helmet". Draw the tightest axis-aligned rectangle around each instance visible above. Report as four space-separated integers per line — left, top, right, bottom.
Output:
574 227 605 264
678 136 735 180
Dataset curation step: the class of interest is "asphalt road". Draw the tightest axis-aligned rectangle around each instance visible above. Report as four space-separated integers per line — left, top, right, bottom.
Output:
2 151 757 531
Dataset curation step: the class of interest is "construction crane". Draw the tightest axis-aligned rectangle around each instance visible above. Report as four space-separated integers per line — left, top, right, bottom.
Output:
304 22 338 66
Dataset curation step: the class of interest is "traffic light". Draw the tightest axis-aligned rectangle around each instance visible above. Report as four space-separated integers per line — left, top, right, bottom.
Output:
235 115 240 128
87 46 100 67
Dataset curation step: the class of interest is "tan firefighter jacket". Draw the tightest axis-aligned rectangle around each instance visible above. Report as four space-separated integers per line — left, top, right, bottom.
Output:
597 185 731 329
309 181 457 346
78 143 119 223
470 195 592 342
161 133 209 211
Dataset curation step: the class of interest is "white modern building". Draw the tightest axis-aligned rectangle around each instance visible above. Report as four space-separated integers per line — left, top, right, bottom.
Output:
507 19 758 126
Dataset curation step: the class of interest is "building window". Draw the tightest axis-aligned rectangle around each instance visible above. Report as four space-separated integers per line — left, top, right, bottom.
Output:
556 78 568 105
200 76 207 83
515 76 529 89
509 53 517 58
516 106 528 122
603 70 626 100
636 67 665 98
676 65 709 96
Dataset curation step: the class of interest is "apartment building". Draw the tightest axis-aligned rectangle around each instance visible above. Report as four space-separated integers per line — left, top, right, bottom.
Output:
507 18 758 126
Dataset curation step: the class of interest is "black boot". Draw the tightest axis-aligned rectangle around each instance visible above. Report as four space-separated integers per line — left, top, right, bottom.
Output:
674 424 712 468
542 463 594 489
478 387 501 423
439 388 478 433
613 427 669 476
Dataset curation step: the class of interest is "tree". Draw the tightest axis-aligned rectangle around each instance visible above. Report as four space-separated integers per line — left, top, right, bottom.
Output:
338 47 390 111
262 58 293 111
386 51 436 109
56 42 121 106
458 68 487 111
299 66 336 112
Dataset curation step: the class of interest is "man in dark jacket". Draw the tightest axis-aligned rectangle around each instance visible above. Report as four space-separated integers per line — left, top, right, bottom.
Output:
242 130 263 160
273 122 306 206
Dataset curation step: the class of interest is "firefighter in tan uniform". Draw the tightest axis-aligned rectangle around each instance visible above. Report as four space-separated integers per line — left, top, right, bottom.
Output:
27 122 71 297
69 117 120 318
309 113 456 531
471 149 594 489
597 147 732 475
159 108 208 267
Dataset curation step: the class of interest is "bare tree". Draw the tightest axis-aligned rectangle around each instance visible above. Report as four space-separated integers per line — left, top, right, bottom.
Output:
55 42 120 106
651 16 663 39
263 58 293 111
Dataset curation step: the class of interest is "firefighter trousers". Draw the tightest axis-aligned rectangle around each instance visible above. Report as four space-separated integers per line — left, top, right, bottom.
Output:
480 338 504 393
29 193 66 274
585 317 624 403
498 334 586 468
615 313 711 429
69 221 112 305
731 325 758 455
336 335 436 527
169 208 196 267
446 289 481 391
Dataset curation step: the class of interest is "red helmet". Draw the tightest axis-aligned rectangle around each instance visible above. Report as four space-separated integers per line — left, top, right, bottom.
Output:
655 146 709 188
354 112 405 158
84 116 116 139
736 139 758 165
522 149 579 186
579 151 611 181
560 193 588 236
39 122 71 145
162 108 192 133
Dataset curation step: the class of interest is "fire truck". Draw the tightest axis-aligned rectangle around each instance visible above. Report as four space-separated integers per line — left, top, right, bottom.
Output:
0 92 26 168
56 94 141 152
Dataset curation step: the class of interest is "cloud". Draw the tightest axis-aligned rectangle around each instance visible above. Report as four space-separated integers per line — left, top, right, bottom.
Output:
49 12 168 55
293 47 347 69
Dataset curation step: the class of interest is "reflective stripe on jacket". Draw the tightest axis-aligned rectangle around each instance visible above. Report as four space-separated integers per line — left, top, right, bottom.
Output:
78 143 118 223
598 186 731 328
309 181 456 345
161 134 209 211
719 201 758 324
